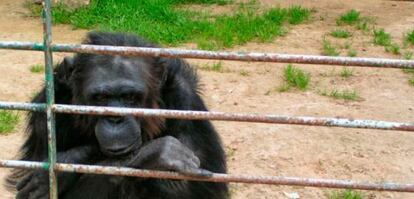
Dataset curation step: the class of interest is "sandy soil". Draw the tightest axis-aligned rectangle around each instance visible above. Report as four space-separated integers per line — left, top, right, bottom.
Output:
0 0 413 198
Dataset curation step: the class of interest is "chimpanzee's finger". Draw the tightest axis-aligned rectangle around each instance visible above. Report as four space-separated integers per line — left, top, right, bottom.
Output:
16 173 33 191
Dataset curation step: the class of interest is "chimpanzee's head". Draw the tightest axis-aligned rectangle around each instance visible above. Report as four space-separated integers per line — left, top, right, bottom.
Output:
58 32 166 156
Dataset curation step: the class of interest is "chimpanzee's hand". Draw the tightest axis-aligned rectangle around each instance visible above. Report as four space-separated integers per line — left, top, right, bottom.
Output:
128 136 212 177
15 145 99 199
16 170 48 199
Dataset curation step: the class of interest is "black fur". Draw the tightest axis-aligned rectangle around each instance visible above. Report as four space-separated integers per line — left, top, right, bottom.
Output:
7 32 228 199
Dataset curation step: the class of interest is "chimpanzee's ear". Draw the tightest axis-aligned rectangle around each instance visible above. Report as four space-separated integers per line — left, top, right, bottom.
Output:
55 56 76 86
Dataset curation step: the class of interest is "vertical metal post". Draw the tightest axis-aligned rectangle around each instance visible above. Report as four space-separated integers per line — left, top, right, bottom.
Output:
42 0 58 198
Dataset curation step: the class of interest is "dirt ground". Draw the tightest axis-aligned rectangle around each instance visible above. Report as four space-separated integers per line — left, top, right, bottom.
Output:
0 0 414 198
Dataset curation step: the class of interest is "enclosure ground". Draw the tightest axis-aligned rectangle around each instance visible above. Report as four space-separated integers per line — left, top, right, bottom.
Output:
0 0 413 198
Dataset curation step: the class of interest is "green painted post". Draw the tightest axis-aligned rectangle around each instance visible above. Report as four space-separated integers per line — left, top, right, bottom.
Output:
42 0 58 198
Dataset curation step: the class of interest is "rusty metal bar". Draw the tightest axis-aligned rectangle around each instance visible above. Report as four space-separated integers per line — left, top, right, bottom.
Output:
0 41 413 68
53 104 414 132
42 0 58 198
0 160 413 192
0 102 45 111
0 101 413 132
54 164 414 192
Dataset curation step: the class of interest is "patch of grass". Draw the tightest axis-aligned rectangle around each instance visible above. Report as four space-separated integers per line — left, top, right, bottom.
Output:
356 20 369 32
322 40 340 56
343 42 352 49
402 68 414 74
347 49 357 57
199 61 224 72
405 30 414 46
410 78 414 87
42 0 310 49
330 29 351 38
403 52 413 60
277 84 291 92
373 29 391 46
355 17 375 32
400 49 413 84
281 64 310 91
24 1 43 17
178 0 233 5
340 67 353 78
30 64 44 73
320 89 359 101
239 70 250 76
287 6 311 25
0 110 19 134
337 10 360 25
385 43 400 55
329 190 363 199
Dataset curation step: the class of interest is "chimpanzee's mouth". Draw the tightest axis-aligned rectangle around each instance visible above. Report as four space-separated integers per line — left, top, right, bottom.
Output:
103 139 139 157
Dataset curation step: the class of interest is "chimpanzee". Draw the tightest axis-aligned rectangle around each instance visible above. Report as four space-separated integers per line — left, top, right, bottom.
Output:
7 32 228 199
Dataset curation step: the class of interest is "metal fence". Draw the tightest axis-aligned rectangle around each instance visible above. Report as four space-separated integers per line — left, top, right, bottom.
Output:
0 0 413 198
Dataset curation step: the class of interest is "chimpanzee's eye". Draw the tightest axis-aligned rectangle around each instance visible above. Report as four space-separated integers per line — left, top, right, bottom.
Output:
93 94 108 103
122 93 137 103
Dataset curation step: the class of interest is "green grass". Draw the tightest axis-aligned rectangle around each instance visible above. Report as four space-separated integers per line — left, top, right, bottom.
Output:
287 5 311 25
356 20 369 32
24 1 43 17
405 30 414 46
320 89 359 101
239 70 250 76
35 0 310 49
199 61 224 72
337 10 360 25
30 64 44 73
343 42 351 49
385 43 400 55
372 29 403 55
347 49 357 57
402 68 414 74
277 84 291 92
329 190 363 199
373 29 391 46
330 29 351 38
0 110 19 134
404 52 413 60
322 40 340 56
402 51 412 80
280 64 310 91
409 78 414 87
340 67 353 78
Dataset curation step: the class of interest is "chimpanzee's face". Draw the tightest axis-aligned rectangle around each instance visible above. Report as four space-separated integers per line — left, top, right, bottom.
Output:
81 55 154 156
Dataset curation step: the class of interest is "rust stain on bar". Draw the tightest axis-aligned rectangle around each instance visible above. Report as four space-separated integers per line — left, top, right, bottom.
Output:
0 160 414 192
52 104 414 132
0 41 413 68
52 163 413 192
2 160 412 193
0 101 412 132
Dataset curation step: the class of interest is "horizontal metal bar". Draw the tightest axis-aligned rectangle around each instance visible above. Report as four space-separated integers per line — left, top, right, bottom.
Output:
53 104 414 132
0 160 413 192
0 102 46 111
0 101 413 132
0 41 413 68
0 160 48 170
